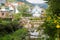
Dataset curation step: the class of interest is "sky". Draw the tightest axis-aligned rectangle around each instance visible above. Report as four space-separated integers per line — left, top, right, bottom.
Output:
26 0 47 4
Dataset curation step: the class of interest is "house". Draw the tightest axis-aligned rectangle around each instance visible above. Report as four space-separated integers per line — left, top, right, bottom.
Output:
5 2 25 13
0 7 12 19
0 1 26 19
29 6 45 17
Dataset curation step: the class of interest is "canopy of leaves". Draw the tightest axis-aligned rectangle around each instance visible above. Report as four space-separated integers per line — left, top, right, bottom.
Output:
47 0 60 16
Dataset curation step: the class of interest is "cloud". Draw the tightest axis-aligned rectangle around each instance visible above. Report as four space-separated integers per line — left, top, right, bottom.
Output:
26 0 47 4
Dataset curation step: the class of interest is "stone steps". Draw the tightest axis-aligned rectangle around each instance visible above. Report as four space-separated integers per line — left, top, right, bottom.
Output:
22 16 44 23
21 16 45 28
30 20 44 22
21 16 46 19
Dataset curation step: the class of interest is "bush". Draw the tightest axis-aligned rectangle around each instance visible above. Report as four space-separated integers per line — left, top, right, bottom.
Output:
0 35 12 40
12 28 28 40
22 13 32 17
0 19 23 36
0 28 28 40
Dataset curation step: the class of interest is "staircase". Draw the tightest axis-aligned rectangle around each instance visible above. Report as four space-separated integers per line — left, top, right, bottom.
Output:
21 15 45 28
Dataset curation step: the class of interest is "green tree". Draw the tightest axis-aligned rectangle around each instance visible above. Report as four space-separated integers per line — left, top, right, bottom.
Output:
18 4 32 17
6 0 15 2
40 0 60 40
18 4 29 13
0 28 28 40
12 13 22 21
12 28 28 40
46 0 60 17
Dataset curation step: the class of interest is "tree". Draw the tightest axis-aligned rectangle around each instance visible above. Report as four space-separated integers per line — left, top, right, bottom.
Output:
0 28 28 40
6 0 15 2
40 0 60 40
46 0 60 17
12 13 22 21
18 4 32 17
18 4 29 13
12 28 28 40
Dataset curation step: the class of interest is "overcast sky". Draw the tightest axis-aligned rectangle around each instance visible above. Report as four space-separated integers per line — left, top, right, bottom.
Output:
26 0 47 4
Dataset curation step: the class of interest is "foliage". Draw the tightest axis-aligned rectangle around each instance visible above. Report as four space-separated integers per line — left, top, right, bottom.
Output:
18 4 32 17
0 35 12 40
47 0 60 17
12 13 22 21
0 19 12 36
43 0 60 40
0 18 22 36
7 0 15 2
41 0 60 40
41 12 60 40
18 4 29 12
12 28 28 40
0 2 30 40
22 13 32 17
0 28 28 40
30 17 41 20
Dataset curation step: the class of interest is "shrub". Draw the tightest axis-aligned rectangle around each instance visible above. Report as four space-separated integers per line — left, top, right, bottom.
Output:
0 19 23 36
0 28 28 40
12 28 28 40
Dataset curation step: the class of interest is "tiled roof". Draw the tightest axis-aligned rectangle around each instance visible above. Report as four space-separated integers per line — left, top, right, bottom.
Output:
5 2 15 9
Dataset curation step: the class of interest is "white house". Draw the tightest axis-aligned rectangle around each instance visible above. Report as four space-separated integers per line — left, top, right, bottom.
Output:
26 0 48 17
31 6 43 17
11 2 19 13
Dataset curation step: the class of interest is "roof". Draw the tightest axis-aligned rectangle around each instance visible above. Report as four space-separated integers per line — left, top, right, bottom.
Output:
32 6 43 14
5 2 15 9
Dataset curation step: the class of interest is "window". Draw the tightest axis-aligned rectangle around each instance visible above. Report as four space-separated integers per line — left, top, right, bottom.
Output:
0 8 1 9
2 13 4 16
41 11 44 13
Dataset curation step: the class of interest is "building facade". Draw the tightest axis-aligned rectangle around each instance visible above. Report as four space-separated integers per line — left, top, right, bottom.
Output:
0 7 12 18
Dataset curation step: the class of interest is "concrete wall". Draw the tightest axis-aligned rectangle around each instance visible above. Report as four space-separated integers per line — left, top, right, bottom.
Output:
0 11 12 18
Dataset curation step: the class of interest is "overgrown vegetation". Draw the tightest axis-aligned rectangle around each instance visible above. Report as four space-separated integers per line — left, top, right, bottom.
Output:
0 28 28 40
0 3 29 40
0 18 23 37
41 0 60 40
18 4 32 17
